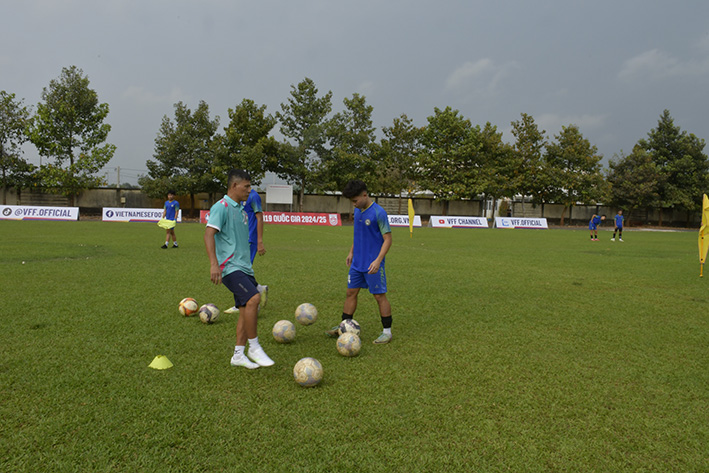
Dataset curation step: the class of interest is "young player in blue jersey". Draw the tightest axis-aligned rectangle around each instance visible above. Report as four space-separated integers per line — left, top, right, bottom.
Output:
224 188 268 314
161 190 179 249
589 214 605 241
326 180 393 344
204 169 274 369
611 210 624 242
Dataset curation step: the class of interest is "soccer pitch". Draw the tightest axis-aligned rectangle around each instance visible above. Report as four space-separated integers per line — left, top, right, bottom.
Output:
1 221 707 472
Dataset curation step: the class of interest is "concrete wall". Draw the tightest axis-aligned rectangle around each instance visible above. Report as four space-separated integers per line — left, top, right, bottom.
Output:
1 187 701 227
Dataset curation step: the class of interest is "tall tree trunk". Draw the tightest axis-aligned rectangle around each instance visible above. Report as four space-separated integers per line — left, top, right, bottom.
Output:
560 204 568 226
298 182 305 212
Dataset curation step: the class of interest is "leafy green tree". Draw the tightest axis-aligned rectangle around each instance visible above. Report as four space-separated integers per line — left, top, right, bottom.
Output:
638 109 709 225
419 106 480 214
545 124 606 225
473 122 516 219
0 91 35 204
28 66 115 206
140 100 220 214
510 113 549 216
378 114 423 212
218 98 279 189
606 146 664 225
275 78 332 211
321 93 377 193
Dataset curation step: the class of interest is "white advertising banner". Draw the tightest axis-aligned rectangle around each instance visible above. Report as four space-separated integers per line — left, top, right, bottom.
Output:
429 216 489 228
387 215 422 227
102 208 182 223
0 205 79 221
495 217 548 229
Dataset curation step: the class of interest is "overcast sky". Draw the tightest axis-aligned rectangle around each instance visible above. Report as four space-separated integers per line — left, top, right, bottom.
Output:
2 0 709 185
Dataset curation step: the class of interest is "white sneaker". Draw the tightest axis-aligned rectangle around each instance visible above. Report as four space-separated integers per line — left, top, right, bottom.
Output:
619 238 624 242
224 306 239 314
611 238 615 241
258 285 268 309
230 353 259 369
247 346 274 367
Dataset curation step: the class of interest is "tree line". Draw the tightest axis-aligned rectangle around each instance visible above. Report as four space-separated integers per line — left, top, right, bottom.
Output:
2 67 708 223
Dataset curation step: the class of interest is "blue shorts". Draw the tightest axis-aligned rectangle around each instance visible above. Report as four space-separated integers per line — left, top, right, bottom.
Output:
348 265 387 294
222 270 259 307
589 224 597 230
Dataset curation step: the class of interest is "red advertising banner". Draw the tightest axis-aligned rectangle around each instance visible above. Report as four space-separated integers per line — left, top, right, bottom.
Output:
200 210 341 226
264 212 341 226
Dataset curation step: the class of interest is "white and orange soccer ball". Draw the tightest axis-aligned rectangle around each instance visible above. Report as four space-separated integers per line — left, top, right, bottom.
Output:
294 303 317 325
179 298 199 316
198 303 220 324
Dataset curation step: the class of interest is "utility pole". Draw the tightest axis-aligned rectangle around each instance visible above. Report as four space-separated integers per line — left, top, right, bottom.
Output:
116 166 120 188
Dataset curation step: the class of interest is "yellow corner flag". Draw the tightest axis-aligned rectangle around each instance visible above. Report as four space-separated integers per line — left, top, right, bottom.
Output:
699 194 709 277
408 198 415 238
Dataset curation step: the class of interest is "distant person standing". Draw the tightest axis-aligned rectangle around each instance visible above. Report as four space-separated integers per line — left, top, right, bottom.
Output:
589 214 605 241
224 189 268 314
161 190 179 249
611 210 624 242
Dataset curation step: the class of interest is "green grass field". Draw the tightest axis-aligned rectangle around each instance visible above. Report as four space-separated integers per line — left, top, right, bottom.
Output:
1 220 707 472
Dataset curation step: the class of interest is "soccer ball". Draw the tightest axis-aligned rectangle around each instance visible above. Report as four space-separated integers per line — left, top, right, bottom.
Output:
179 298 199 316
293 357 323 387
272 320 296 343
294 303 317 325
338 318 361 336
198 303 220 324
336 332 361 357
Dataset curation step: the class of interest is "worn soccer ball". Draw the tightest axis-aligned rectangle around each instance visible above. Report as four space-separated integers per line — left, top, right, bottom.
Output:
293 357 323 387
179 298 199 316
338 319 361 336
294 303 317 325
336 332 362 357
272 320 296 343
198 303 220 324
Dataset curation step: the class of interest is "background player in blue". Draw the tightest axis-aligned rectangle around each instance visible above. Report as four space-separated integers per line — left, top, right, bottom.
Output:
327 180 393 344
224 188 268 314
204 169 274 369
589 214 605 241
611 210 624 242
161 190 179 249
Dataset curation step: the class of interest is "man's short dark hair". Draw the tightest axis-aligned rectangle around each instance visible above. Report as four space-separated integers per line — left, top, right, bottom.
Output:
227 169 251 187
343 180 367 199
167 190 176 195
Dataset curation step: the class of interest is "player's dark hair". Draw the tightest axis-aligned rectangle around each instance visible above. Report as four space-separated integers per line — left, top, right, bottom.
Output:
227 169 251 187
343 180 367 199
167 190 176 195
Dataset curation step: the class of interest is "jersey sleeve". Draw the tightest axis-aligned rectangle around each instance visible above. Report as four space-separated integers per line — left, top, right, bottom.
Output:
250 192 263 213
207 201 226 232
377 207 391 235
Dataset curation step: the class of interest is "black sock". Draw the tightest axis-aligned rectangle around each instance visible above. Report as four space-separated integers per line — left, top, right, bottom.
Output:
381 315 392 329
342 313 353 321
